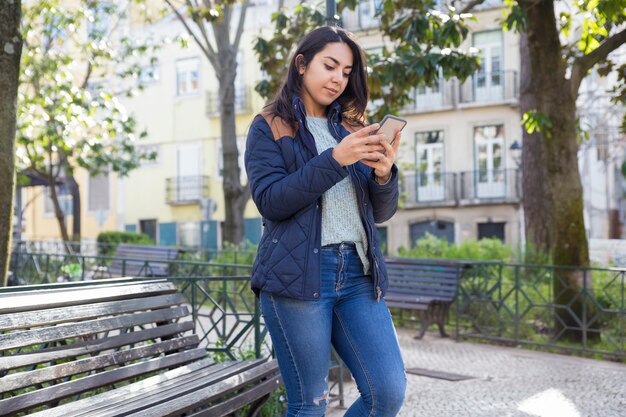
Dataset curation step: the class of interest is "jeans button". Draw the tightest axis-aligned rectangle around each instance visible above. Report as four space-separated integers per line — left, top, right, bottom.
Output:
272 239 278 243
313 248 319 253
313 292 319 298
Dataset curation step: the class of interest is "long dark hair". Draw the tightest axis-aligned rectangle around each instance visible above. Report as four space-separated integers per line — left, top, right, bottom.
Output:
264 26 369 126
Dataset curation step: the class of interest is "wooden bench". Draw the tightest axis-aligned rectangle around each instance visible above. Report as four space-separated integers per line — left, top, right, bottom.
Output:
108 244 181 277
384 257 468 339
0 278 282 417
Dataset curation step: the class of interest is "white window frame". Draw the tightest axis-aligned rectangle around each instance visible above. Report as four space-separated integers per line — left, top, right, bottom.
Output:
43 185 73 217
176 57 201 96
88 171 111 213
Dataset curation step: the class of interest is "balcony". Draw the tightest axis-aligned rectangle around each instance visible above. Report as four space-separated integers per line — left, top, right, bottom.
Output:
401 172 458 207
166 176 210 205
206 87 251 116
459 169 521 203
401 168 521 207
401 79 455 114
458 70 519 105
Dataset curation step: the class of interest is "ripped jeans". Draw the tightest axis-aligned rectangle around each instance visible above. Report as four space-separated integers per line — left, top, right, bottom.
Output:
260 242 406 417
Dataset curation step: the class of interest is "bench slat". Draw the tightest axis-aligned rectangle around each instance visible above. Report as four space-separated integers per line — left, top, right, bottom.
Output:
0 306 189 351
25 358 219 417
125 359 281 417
0 293 184 331
0 335 199 393
0 321 194 372
189 373 283 417
0 348 207 416
385 270 459 280
56 362 239 417
78 360 274 417
0 281 177 314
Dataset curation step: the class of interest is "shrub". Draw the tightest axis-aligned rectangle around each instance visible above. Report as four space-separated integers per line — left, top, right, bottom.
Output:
96 231 154 256
397 233 513 262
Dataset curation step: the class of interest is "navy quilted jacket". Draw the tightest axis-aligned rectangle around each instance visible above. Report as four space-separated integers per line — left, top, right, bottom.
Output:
244 97 399 301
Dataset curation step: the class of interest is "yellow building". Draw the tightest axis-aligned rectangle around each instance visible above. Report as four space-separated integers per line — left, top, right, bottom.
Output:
118 3 275 248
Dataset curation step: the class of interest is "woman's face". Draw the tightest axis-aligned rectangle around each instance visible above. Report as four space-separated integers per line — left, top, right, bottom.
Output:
298 42 353 117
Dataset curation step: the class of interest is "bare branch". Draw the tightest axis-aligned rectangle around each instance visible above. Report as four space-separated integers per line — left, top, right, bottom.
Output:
460 0 487 14
233 0 250 53
181 0 220 71
570 27 626 94
164 0 213 62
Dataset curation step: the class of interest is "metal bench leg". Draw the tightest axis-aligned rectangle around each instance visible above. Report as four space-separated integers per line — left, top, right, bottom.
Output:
245 393 271 417
415 312 428 339
437 321 449 338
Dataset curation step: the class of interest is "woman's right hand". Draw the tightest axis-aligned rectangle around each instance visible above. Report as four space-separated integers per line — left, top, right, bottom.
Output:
331 123 388 167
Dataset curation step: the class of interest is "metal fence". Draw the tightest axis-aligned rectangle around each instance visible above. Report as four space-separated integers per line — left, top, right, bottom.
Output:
455 262 626 359
9 251 625 359
11 240 257 262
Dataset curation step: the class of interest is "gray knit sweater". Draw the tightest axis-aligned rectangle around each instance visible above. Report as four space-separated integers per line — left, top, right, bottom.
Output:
306 117 370 275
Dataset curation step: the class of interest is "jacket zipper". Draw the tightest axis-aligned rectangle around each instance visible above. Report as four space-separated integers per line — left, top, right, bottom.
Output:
332 114 382 302
349 164 382 302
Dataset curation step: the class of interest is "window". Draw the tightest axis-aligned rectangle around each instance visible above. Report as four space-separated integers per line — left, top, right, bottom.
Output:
140 63 160 84
44 185 72 216
139 219 158 243
472 31 504 102
415 131 445 202
88 172 110 212
474 124 505 198
359 0 383 28
176 57 200 96
478 222 505 242
137 144 160 166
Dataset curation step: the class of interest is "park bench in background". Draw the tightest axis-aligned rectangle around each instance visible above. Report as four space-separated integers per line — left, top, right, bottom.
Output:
108 244 181 277
384 257 468 339
0 278 281 417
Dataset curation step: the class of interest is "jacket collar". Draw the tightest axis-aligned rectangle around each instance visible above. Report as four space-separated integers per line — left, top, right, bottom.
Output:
291 95 342 124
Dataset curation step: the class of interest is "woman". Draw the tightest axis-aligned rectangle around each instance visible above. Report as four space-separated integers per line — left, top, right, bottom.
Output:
245 26 406 417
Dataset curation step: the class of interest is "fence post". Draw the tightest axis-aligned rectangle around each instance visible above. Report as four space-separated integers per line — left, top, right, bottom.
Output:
582 268 588 352
191 280 198 335
254 295 261 358
514 264 520 344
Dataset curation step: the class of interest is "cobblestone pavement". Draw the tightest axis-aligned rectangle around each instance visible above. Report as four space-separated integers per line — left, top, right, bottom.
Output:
327 328 626 417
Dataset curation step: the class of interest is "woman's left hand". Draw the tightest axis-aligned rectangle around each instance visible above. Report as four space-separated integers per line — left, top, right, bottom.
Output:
360 129 402 184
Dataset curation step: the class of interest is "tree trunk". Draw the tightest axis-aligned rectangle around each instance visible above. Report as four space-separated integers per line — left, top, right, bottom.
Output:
49 179 72 245
522 0 597 342
519 31 550 253
0 1 23 287
214 21 250 245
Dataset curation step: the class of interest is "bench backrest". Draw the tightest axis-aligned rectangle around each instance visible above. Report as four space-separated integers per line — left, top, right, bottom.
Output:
0 279 204 416
109 244 181 277
384 257 464 301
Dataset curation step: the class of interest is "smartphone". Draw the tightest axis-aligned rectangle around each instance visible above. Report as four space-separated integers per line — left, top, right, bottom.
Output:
374 114 407 146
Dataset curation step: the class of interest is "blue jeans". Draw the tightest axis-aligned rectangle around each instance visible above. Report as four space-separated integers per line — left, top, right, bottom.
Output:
260 242 406 417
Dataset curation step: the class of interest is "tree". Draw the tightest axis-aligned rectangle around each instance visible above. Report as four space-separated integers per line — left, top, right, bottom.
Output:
0 1 23 286
16 1 157 247
257 0 626 341
501 0 625 340
158 0 251 245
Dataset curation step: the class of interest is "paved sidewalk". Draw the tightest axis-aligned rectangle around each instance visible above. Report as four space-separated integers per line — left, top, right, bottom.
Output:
327 328 626 417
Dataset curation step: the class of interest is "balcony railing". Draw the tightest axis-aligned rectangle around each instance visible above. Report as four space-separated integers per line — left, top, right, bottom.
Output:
401 172 457 206
166 176 210 205
401 80 455 114
206 87 251 115
459 169 521 202
401 168 521 206
459 70 519 104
